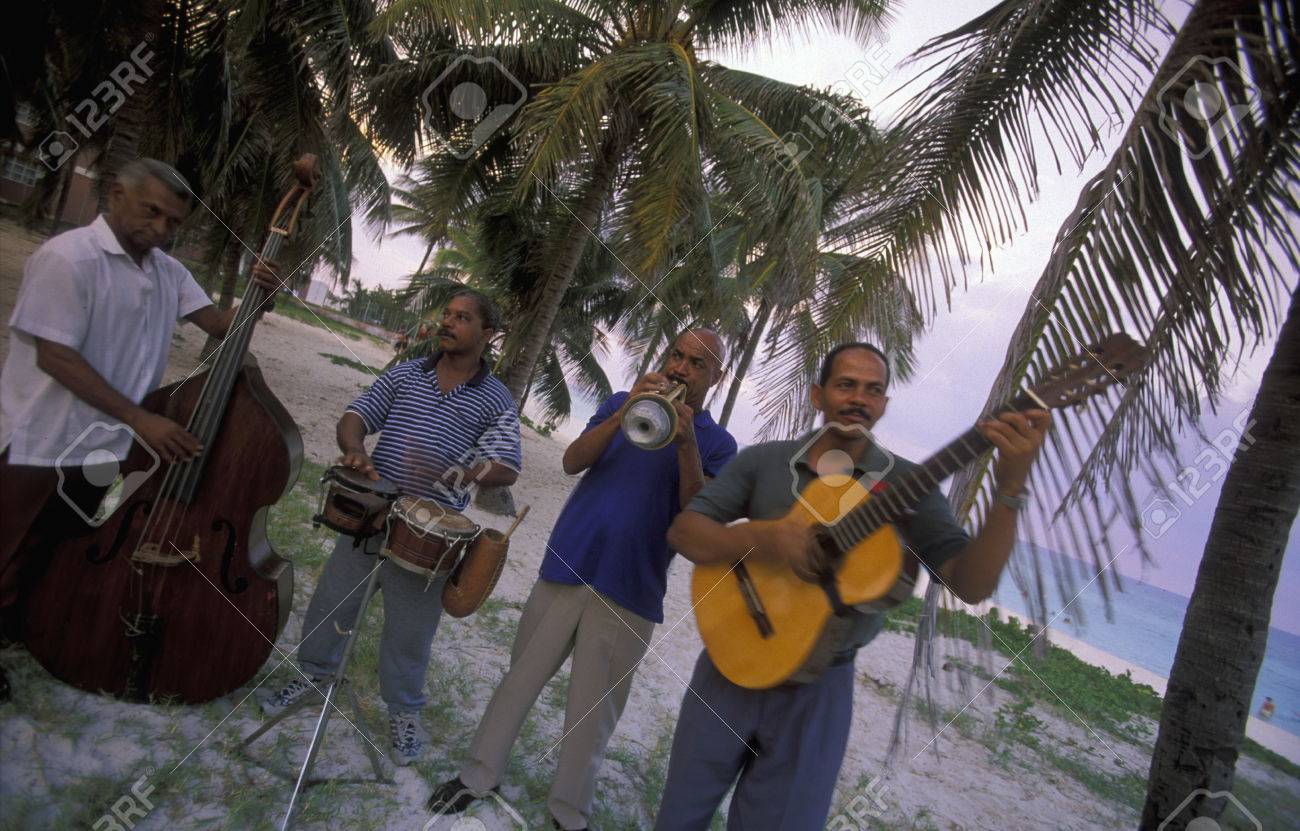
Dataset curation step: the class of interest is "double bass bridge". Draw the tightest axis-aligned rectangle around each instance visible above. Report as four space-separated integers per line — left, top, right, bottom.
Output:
131 536 202 566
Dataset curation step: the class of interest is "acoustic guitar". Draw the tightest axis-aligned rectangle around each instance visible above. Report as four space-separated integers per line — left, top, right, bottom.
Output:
690 334 1149 689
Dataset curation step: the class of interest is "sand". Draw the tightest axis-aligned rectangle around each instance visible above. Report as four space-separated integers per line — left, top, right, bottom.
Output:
1 218 1296 829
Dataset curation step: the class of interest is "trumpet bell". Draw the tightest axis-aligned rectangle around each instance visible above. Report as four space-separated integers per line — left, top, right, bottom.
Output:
623 396 680 450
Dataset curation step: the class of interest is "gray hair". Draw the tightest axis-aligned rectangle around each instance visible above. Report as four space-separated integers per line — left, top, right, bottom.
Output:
116 158 193 204
450 288 502 332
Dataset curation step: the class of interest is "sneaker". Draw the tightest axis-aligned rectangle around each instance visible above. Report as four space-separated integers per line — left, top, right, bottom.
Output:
259 676 323 716
389 712 428 766
426 776 498 813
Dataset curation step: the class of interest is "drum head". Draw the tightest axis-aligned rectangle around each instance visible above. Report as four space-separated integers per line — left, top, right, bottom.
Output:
326 465 398 496
393 497 479 538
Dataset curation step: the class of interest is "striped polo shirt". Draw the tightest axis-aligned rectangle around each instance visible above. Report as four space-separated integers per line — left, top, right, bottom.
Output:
346 354 522 511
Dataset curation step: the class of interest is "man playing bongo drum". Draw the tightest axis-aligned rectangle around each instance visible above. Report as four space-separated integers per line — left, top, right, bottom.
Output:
260 289 522 766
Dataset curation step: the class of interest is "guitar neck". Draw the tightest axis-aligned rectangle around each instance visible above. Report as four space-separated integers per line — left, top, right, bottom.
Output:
833 393 1040 542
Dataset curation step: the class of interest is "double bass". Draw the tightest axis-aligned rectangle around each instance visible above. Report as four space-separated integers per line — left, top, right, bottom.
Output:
23 156 318 703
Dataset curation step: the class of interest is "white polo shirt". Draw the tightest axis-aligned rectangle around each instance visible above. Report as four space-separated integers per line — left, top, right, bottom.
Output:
0 215 212 467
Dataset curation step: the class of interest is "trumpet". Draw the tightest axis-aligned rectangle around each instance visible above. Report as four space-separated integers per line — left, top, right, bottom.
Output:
621 383 686 450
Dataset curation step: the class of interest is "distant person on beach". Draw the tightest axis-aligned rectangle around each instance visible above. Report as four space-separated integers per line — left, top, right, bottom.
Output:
1259 697 1275 719
0 159 283 703
427 329 737 831
259 289 522 766
652 341 1051 831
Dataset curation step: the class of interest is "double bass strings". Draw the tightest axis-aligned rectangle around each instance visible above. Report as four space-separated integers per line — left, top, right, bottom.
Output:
130 232 284 607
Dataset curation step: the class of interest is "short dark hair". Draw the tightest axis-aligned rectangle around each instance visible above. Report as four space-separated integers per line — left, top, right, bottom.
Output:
116 158 193 204
450 288 502 332
817 342 891 388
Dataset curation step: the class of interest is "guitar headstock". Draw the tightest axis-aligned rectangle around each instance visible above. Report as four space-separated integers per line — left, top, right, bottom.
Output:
1023 334 1149 409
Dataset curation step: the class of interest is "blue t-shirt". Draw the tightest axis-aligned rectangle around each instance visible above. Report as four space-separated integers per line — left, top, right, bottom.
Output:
539 391 738 622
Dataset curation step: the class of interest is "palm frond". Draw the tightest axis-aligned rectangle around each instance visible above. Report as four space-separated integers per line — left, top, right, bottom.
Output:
945 0 1299 622
830 0 1170 313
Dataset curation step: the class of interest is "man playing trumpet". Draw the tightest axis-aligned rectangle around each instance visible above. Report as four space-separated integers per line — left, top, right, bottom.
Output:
428 329 738 831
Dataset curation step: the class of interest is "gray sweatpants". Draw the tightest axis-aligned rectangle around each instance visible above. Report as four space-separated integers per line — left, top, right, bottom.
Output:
296 533 448 715
460 579 655 830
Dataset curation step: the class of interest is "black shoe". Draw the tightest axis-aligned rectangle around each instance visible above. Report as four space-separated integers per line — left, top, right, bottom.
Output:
0 665 9 703
552 819 587 831
426 776 497 814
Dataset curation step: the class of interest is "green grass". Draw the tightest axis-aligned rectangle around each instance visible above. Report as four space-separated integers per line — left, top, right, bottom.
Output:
520 413 556 437
883 598 1298 822
319 352 385 376
1039 746 1147 808
886 599 1162 740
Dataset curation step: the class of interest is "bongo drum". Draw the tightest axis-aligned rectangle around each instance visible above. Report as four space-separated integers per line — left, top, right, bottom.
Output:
313 466 400 538
382 497 480 579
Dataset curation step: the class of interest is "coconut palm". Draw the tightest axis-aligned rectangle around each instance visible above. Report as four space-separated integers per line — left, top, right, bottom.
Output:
832 0 1296 824
372 0 893 402
16 0 396 306
392 208 624 424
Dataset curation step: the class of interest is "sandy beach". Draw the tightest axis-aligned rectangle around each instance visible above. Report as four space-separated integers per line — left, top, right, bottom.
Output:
1 219 1297 829
1002 613 1300 765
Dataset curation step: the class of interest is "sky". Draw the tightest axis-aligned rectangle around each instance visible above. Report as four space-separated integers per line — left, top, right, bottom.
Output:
332 1 1299 634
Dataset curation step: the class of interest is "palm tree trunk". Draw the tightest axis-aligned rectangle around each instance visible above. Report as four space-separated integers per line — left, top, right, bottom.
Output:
1140 282 1300 829
47 164 74 235
202 240 242 361
503 140 621 401
416 239 435 273
719 298 771 428
217 237 242 311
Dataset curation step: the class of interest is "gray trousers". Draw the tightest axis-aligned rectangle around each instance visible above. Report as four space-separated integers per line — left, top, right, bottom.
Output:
296 533 448 715
461 579 655 830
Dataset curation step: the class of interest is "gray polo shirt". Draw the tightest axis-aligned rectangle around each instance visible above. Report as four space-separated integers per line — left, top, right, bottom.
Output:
686 432 971 658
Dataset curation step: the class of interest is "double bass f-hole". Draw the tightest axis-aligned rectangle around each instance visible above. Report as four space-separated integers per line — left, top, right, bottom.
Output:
86 499 149 564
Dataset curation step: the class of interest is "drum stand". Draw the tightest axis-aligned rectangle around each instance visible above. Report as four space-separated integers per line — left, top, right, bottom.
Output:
241 561 391 831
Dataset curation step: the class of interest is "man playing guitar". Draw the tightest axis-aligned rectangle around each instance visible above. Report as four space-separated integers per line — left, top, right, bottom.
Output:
0 159 282 701
429 329 738 831
653 342 1050 830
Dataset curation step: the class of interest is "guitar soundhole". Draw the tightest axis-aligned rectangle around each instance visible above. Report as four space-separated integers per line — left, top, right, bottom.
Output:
813 529 842 563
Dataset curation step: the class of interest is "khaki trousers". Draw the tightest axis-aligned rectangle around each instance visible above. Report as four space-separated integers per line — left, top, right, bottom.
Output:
461 579 655 830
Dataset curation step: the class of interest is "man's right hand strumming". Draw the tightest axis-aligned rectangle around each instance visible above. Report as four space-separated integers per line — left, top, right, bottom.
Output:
746 516 831 583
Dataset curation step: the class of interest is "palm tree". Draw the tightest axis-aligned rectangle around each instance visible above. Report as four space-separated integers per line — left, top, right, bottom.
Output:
832 0 1296 825
373 0 893 402
392 212 623 423
16 0 396 306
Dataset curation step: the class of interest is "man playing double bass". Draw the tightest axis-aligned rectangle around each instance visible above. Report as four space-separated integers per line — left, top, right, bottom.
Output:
428 329 737 831
0 159 283 701
652 342 1051 830
261 289 523 766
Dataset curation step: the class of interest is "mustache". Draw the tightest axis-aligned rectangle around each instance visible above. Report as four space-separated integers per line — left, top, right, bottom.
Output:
436 328 453 338
837 407 871 421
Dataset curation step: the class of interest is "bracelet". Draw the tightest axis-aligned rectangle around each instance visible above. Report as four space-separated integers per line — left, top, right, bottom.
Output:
995 488 1030 511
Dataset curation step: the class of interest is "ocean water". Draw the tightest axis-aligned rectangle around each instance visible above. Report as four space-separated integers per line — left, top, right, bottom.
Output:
991 574 1300 740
